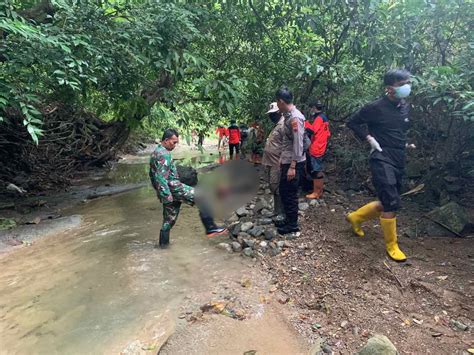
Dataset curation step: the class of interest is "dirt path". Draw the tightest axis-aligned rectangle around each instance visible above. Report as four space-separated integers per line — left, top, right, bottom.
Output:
158 267 310 355
261 190 473 354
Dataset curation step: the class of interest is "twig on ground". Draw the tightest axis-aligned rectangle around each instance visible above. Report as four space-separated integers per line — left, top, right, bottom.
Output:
383 261 404 293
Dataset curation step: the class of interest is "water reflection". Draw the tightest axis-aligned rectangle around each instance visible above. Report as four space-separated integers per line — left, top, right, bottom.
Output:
0 185 244 354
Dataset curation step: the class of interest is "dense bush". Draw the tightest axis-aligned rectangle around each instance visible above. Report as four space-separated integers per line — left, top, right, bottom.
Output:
1 0 472 193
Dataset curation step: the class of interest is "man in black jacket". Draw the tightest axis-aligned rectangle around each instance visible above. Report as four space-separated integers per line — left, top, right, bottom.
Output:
346 69 415 262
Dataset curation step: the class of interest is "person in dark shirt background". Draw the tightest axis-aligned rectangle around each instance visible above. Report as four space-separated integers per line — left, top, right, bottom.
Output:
346 69 416 262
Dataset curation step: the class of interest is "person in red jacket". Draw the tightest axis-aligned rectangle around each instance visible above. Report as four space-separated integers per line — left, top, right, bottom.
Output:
228 120 241 159
216 125 228 151
305 100 330 199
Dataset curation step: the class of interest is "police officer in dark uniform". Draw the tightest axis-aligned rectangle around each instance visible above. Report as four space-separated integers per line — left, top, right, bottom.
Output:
274 86 306 234
346 69 415 262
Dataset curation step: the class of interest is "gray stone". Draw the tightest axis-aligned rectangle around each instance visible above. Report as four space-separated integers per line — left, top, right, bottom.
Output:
243 239 255 248
238 232 250 239
232 223 242 236
427 202 469 236
240 221 254 232
248 226 264 237
259 241 268 248
253 198 270 213
299 202 310 211
357 335 399 355
264 228 277 241
242 247 255 257
451 319 469 331
253 200 265 213
258 218 273 225
265 189 271 194
226 213 239 223
322 344 332 354
276 241 285 248
310 199 320 206
231 241 242 252
236 207 249 217
269 247 282 256
260 208 273 217
217 243 232 253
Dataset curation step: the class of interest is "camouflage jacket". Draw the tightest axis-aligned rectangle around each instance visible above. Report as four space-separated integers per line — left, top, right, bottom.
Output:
149 145 182 204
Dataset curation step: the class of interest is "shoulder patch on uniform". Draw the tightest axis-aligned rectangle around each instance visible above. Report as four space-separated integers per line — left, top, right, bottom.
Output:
291 118 298 132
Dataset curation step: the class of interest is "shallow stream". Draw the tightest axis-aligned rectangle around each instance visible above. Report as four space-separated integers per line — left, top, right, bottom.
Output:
0 149 245 354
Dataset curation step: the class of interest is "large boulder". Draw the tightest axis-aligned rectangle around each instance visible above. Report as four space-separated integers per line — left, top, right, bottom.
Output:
357 335 399 355
426 202 470 236
176 165 198 186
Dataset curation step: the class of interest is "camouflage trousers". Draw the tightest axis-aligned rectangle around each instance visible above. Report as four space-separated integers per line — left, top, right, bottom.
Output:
161 184 195 232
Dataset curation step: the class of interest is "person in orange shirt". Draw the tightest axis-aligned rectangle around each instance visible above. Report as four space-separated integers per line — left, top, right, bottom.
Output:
216 125 228 151
305 100 330 199
228 120 241 159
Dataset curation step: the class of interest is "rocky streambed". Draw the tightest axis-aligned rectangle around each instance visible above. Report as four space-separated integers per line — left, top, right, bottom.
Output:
217 180 323 258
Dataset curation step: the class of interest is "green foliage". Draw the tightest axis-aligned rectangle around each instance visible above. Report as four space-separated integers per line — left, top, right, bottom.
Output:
1 0 473 157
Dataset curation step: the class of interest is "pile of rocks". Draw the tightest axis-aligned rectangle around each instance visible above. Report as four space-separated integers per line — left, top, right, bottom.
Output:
217 183 326 258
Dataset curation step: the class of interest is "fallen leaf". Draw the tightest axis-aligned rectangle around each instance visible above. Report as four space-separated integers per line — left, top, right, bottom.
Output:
241 278 251 288
401 183 425 196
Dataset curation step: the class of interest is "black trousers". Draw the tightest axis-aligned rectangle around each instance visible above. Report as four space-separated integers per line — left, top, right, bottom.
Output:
229 143 240 157
369 158 403 212
279 162 305 226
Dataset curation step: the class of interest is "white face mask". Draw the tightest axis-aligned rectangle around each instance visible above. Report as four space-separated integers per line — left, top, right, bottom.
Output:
393 84 411 99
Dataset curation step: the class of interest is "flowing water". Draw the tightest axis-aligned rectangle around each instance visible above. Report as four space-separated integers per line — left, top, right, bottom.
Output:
0 151 246 354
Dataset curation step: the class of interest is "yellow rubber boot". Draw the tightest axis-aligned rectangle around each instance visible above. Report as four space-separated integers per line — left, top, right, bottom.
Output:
346 201 381 237
380 217 407 262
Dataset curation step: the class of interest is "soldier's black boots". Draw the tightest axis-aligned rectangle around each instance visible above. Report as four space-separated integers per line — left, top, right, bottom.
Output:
277 224 300 235
157 229 170 248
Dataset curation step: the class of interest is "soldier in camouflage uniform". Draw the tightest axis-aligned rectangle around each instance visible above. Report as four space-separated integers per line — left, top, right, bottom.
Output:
149 128 227 248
